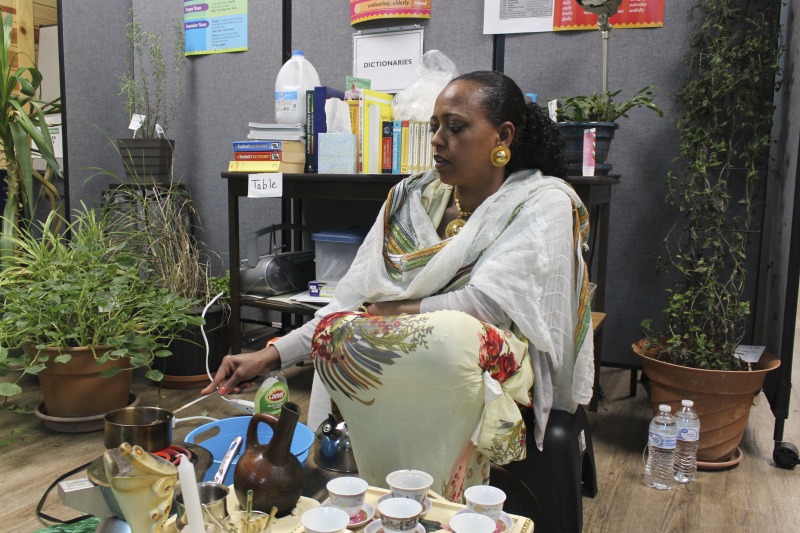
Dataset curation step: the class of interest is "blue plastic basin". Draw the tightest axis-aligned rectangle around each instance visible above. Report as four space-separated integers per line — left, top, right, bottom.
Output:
184 415 314 485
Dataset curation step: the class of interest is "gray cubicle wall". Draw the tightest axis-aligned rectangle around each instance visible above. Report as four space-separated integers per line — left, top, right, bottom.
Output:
60 1 783 370
63 0 285 271
505 2 699 367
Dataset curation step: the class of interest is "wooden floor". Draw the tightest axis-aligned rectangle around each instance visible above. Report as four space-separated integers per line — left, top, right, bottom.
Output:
2 340 799 532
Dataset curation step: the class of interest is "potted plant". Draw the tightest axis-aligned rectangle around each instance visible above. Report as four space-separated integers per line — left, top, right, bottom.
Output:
633 0 783 466
107 185 231 388
116 8 185 184
0 206 201 429
0 12 62 262
554 85 663 175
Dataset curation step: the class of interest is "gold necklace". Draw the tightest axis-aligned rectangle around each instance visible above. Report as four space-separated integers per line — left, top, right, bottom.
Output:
445 189 473 238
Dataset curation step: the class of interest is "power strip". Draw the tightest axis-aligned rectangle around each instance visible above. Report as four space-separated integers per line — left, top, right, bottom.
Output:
221 396 255 415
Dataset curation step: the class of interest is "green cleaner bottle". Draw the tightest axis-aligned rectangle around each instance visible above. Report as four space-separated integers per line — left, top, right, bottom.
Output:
255 369 289 416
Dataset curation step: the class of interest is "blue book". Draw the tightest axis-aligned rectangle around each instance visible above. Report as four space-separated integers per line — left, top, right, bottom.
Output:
232 140 302 152
391 120 402 174
310 86 346 172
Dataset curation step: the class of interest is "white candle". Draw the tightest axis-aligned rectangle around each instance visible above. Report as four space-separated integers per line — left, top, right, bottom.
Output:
177 454 205 533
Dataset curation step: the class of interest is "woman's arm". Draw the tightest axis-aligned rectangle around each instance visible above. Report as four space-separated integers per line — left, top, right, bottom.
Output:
365 288 510 329
420 288 511 327
364 299 421 316
200 316 320 395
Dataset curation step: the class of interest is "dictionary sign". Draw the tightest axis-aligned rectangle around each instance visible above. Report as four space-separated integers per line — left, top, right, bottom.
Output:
353 26 424 93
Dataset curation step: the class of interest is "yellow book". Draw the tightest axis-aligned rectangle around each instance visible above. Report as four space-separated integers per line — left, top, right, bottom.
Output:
346 99 361 172
400 120 410 174
361 89 394 174
228 160 305 173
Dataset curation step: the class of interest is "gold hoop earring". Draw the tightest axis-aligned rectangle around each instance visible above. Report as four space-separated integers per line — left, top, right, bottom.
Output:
490 145 510 167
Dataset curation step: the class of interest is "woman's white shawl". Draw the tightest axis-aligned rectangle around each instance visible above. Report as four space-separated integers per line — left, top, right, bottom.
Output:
316 168 595 450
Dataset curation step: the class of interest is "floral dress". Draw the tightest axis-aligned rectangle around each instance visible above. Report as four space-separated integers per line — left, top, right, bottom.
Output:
312 309 533 501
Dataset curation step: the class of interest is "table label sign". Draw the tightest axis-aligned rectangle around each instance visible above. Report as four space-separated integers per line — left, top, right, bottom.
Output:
734 345 766 363
248 173 283 198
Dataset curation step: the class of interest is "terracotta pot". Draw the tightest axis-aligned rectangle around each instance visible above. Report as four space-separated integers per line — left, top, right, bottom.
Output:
34 345 133 418
633 339 780 463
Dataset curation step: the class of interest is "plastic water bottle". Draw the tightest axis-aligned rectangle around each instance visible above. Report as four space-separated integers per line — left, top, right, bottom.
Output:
274 50 320 125
645 404 677 490
254 369 289 417
674 399 700 483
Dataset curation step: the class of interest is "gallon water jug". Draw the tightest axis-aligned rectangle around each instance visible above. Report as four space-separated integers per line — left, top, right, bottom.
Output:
275 50 321 125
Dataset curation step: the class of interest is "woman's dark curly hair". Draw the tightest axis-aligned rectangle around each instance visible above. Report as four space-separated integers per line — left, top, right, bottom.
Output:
452 71 566 179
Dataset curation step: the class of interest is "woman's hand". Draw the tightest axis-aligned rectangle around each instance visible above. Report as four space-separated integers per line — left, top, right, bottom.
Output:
200 345 280 395
364 299 422 316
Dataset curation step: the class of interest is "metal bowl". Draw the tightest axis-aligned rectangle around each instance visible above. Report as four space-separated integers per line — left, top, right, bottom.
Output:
104 406 174 452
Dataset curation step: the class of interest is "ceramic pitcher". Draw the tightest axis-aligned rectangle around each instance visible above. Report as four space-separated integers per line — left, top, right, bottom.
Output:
233 402 306 515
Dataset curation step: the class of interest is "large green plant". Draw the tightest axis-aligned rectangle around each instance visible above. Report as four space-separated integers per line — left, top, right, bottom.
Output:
0 206 203 400
118 9 185 139
643 0 782 370
556 85 663 123
0 13 62 262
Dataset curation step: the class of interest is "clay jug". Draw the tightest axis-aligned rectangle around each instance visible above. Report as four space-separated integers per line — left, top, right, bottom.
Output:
233 402 306 516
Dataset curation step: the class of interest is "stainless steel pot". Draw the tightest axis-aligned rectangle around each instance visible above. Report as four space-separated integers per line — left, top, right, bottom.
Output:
174 436 241 530
104 406 174 452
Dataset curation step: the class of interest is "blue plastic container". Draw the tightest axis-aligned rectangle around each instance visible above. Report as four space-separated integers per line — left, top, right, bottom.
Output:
184 415 314 485
311 229 366 282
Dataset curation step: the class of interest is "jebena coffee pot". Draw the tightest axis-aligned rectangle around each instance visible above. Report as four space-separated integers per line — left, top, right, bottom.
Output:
233 402 306 516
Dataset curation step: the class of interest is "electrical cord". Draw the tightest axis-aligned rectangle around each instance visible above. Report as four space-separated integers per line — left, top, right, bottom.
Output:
173 290 255 418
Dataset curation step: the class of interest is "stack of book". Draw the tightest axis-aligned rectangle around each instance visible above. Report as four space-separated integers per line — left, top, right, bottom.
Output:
246 122 305 141
229 138 306 173
343 89 435 175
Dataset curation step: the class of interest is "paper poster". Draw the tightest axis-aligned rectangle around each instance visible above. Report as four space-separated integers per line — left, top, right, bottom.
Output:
184 0 248 56
554 0 664 30
353 27 424 93
351 0 432 26
483 0 663 34
483 0 554 35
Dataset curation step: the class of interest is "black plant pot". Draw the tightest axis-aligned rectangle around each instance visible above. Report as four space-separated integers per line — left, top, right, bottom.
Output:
117 138 175 184
156 304 231 389
555 122 618 176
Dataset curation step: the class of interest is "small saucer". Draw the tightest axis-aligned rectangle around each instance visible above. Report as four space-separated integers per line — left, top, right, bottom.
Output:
377 494 432 516
455 509 513 533
321 501 376 529
364 521 425 533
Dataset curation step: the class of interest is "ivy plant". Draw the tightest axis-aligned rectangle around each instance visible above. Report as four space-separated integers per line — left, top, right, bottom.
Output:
644 0 783 370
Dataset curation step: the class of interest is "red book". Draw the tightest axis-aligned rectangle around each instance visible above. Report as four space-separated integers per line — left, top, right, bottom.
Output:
234 151 283 161
381 121 393 174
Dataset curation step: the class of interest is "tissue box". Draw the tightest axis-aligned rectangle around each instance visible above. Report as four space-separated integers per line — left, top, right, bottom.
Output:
318 133 357 174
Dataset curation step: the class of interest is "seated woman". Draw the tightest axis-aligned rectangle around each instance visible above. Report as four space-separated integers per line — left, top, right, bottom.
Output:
203 71 594 501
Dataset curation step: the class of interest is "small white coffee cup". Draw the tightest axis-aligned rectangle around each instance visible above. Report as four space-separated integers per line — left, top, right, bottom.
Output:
326 476 369 518
301 506 351 533
385 469 433 504
464 485 506 520
449 512 497 533
377 497 423 533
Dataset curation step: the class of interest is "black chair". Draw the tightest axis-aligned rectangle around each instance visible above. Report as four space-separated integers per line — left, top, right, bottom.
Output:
489 463 541 520
500 406 598 533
